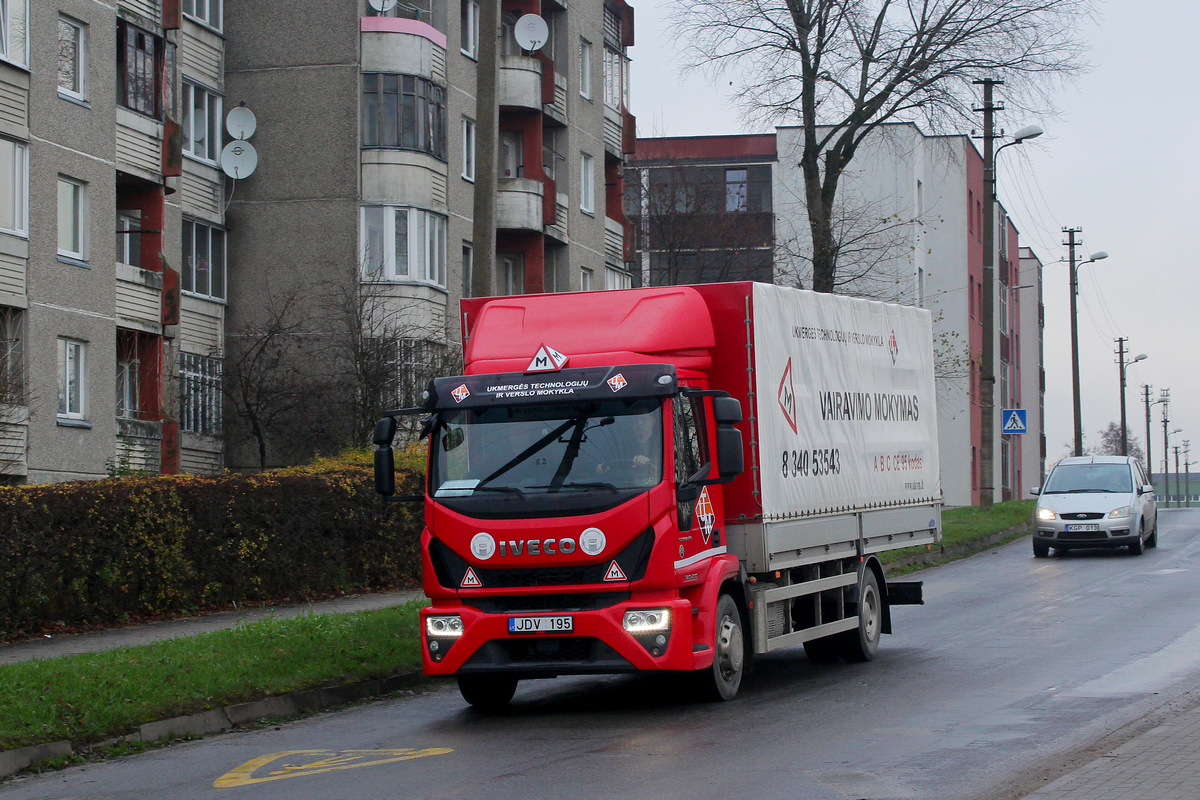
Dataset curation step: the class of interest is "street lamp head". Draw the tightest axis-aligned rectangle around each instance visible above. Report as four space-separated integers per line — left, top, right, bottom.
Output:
1132 353 1148 365
1011 124 1044 142
1088 251 1109 262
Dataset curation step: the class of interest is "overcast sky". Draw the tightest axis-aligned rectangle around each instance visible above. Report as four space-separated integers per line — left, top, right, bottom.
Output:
629 0 1200 478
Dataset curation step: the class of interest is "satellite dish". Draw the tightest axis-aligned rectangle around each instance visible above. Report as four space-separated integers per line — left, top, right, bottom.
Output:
221 140 259 179
514 14 549 51
225 106 257 140
367 0 399 10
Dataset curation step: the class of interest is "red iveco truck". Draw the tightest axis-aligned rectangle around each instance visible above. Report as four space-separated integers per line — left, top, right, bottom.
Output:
373 282 941 707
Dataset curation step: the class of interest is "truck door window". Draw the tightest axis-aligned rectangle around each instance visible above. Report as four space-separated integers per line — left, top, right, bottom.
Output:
673 395 707 484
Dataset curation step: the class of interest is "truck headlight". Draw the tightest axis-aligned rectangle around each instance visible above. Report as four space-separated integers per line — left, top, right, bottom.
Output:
1036 507 1057 521
426 615 464 637
623 609 670 632
1108 506 1132 519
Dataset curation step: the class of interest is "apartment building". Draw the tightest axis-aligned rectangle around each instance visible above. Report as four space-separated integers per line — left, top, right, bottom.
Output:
631 125 1042 506
220 0 635 467
0 0 635 480
0 0 224 484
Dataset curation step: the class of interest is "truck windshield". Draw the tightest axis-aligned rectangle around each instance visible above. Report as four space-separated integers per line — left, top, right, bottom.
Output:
432 398 664 500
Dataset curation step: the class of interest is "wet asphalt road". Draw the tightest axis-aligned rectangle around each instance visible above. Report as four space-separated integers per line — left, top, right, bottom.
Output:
6 510 1200 800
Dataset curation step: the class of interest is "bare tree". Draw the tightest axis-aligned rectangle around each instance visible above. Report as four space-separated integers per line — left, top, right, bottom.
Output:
1095 421 1145 463
673 0 1090 292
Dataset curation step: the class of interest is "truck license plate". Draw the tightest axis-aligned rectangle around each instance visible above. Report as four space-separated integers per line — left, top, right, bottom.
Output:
1065 523 1100 532
508 615 573 634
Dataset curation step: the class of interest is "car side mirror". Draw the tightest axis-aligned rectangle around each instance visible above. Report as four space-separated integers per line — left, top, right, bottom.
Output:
1141 484 1155 495
1030 486 1041 496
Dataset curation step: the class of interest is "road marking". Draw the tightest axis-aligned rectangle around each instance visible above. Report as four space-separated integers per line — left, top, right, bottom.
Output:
1063 623 1200 697
213 748 453 788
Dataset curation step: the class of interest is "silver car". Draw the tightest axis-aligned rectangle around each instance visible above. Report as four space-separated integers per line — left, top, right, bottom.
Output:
1031 455 1158 557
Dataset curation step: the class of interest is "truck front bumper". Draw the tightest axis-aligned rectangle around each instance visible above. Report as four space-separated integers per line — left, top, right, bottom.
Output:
420 597 701 677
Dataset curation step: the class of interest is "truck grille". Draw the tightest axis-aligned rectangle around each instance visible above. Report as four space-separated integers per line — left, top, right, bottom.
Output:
467 592 630 613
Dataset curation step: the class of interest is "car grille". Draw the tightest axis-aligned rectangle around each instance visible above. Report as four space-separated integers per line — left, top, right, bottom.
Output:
1061 530 1108 540
1060 512 1105 520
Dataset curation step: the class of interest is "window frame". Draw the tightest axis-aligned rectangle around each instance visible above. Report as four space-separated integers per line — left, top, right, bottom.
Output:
179 351 223 436
181 218 227 301
461 116 476 182
0 137 27 237
56 176 86 262
182 0 222 31
499 253 524 295
602 46 623 110
580 153 595 215
0 306 22 404
460 0 479 59
0 0 28 69
57 15 86 102
361 73 447 160
462 241 473 298
56 337 86 420
117 210 142 268
579 38 593 100
117 20 162 119
360 205 448 288
183 81 223 164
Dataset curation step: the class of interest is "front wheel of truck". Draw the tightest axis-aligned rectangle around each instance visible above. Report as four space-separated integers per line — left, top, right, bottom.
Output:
698 594 745 701
457 675 518 711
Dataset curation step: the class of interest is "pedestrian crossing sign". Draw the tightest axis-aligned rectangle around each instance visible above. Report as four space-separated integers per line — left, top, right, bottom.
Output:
1002 409 1028 435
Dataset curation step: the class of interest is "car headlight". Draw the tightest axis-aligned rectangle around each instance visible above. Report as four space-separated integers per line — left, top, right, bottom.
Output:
623 609 671 632
1036 507 1057 521
1108 506 1132 519
426 615 464 637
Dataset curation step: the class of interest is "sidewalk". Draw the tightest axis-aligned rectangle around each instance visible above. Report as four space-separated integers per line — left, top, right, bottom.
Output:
1019 703 1200 800
0 589 424 665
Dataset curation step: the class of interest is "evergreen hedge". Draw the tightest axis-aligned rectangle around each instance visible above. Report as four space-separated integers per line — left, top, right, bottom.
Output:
0 450 425 640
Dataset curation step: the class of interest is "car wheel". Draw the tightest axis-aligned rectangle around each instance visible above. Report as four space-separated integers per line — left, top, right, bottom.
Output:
1146 522 1158 548
1033 541 1050 558
457 675 518 711
1128 523 1145 556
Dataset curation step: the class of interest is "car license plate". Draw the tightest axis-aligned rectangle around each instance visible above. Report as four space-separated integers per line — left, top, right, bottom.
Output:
1065 523 1100 532
508 615 573 634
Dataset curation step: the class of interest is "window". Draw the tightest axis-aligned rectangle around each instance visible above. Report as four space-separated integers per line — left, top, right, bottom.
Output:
116 332 140 420
182 219 226 300
0 306 21 404
117 21 162 117
462 242 473 297
0 0 27 68
579 38 592 99
499 254 524 295
179 352 222 435
499 130 522 178
361 73 446 159
602 46 623 109
580 153 594 214
460 0 479 58
57 177 86 261
461 117 476 181
57 16 85 100
605 266 631 290
725 168 748 212
580 267 593 291
117 211 141 267
57 338 86 420
0 138 26 236
183 82 222 163
183 0 222 30
361 206 447 286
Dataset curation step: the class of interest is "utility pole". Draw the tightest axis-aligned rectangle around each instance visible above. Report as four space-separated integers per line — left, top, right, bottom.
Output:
1116 338 1128 455
1186 440 1192 508
470 0 500 299
1143 384 1154 483
1174 446 1181 509
975 78 1002 509
1064 227 1083 456
1161 388 1171 503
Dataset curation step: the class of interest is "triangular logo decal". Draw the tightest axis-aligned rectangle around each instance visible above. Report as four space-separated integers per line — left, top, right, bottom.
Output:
460 567 482 588
527 344 568 373
777 359 798 434
603 561 627 582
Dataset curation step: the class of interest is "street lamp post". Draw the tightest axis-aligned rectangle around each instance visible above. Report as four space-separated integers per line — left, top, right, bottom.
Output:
978 96 1043 508
1144 385 1159 483
1069 248 1108 456
1186 440 1193 508
1118 349 1147 456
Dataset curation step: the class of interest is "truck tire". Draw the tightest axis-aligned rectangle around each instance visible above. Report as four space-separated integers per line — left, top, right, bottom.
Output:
838 570 882 663
698 594 745 701
457 675 518 711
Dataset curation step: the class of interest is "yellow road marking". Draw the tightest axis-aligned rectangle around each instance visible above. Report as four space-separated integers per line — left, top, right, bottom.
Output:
213 748 453 788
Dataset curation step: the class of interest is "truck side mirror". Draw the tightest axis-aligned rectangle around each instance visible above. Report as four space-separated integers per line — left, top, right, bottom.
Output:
716 426 743 478
373 416 398 497
713 395 742 425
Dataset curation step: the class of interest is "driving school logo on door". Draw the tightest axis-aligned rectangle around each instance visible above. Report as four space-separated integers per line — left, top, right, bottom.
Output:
697 488 716 545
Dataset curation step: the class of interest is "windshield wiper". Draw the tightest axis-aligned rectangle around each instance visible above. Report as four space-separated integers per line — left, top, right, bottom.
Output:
527 482 619 494
470 485 526 499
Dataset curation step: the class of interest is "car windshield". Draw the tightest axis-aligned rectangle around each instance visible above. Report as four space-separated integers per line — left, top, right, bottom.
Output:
1042 463 1134 494
431 397 664 498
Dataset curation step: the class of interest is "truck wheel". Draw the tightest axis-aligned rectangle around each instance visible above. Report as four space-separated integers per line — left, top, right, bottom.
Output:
838 569 882 663
699 594 745 701
457 675 518 711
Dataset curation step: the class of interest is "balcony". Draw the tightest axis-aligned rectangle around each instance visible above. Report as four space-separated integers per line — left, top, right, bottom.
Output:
497 178 545 232
116 417 163 476
499 55 542 110
116 263 164 334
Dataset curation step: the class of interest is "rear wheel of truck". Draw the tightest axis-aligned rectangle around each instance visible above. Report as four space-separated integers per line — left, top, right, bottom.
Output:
838 570 882 663
699 594 745 701
457 675 518 711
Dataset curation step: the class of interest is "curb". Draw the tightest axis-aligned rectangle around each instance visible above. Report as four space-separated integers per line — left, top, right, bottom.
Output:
0 670 421 779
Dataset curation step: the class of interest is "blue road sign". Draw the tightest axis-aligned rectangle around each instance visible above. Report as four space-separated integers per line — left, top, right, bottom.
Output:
1002 409 1028 435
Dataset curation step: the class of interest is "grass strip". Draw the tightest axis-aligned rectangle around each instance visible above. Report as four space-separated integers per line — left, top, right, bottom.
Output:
881 499 1035 568
0 600 425 752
